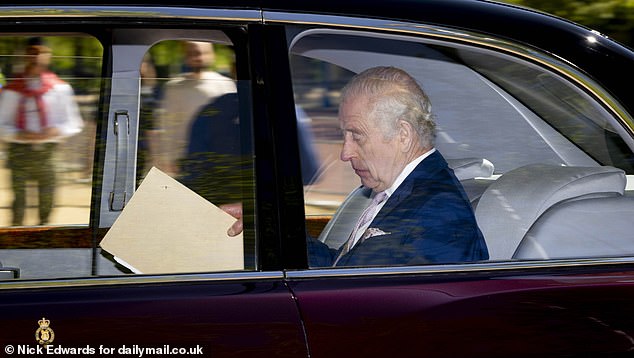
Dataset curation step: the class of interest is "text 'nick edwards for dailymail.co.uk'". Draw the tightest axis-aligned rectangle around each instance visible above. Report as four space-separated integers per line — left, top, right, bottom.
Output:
4 344 205 357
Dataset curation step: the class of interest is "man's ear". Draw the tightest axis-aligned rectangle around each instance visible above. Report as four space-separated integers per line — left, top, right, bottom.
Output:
397 120 415 152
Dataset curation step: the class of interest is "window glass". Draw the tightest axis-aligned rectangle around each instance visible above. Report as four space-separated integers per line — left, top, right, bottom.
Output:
0 35 101 228
137 40 239 186
103 38 256 276
0 34 101 280
459 52 634 173
0 34 255 280
290 29 634 267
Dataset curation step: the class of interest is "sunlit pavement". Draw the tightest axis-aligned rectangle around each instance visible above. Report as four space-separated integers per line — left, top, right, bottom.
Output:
0 144 93 228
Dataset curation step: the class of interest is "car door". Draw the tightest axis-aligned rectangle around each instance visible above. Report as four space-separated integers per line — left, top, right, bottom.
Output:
270 7 634 357
0 6 308 357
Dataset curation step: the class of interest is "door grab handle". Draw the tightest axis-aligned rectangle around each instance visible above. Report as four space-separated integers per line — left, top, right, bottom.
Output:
109 110 130 211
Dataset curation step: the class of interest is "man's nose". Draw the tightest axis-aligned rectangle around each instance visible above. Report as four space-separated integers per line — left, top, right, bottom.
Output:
340 140 354 162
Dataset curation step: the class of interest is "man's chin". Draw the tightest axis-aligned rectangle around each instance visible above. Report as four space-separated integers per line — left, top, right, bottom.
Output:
360 178 380 191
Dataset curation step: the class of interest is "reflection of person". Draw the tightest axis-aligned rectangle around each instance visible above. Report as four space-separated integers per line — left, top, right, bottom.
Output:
0 38 83 225
225 66 488 266
137 53 161 184
181 92 321 204
180 92 247 205
154 41 236 176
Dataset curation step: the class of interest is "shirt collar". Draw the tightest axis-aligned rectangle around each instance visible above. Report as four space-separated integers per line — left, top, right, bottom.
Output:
384 148 436 197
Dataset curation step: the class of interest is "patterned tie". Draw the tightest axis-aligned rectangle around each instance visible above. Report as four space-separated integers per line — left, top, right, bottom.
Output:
333 191 388 266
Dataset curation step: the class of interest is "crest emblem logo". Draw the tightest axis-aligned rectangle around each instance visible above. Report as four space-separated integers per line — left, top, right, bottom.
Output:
35 317 55 345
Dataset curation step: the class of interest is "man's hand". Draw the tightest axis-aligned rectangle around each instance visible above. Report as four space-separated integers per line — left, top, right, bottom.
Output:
220 202 243 237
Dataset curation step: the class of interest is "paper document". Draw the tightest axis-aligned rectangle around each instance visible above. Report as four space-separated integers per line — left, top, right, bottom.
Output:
100 167 244 274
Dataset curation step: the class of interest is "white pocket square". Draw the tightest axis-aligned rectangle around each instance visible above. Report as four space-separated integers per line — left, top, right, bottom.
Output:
361 227 391 241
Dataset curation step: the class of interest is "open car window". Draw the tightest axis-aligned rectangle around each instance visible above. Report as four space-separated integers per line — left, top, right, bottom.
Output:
289 29 634 267
0 32 256 280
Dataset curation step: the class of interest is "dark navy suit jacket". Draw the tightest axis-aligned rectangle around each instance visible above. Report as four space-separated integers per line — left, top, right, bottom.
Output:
308 150 489 267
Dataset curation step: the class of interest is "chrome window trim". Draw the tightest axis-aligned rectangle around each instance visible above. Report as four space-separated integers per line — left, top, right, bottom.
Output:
285 257 634 279
0 271 284 290
266 11 634 137
0 6 262 22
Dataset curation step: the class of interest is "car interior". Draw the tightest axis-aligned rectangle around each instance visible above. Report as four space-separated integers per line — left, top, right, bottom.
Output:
291 29 634 263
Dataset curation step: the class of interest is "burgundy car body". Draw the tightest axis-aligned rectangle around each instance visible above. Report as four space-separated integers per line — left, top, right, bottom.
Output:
0 1 633 357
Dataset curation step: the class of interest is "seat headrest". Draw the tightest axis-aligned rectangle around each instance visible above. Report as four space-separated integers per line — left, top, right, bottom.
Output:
447 158 495 180
475 164 626 260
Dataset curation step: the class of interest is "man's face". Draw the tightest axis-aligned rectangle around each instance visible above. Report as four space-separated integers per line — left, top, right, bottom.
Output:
185 42 213 72
339 95 406 192
24 46 52 74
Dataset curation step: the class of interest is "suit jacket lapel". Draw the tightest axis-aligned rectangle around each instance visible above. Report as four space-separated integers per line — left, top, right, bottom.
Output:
372 151 448 225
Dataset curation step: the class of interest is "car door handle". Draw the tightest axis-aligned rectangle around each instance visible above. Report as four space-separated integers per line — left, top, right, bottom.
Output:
109 110 130 211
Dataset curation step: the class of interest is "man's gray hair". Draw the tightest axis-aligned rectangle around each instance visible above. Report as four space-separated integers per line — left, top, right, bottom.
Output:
340 66 436 148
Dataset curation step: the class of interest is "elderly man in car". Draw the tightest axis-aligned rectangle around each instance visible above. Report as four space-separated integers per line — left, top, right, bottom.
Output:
226 66 488 267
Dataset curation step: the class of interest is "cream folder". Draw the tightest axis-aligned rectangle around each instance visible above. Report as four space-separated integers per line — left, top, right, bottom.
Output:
100 167 244 274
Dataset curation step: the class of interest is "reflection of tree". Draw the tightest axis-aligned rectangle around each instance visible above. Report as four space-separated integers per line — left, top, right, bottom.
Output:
148 41 235 79
0 36 103 95
502 0 634 47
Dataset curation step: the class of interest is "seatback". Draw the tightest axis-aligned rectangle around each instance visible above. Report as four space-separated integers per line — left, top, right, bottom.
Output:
475 164 626 260
318 158 494 248
515 195 634 259
318 186 372 249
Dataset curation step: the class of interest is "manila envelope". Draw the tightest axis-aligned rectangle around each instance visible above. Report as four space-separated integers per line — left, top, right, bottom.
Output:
100 167 243 274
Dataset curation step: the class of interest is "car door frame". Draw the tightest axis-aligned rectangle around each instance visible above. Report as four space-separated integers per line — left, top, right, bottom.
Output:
264 9 634 357
0 6 310 356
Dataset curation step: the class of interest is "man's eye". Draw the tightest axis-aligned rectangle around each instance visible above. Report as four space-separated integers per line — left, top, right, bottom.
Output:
352 133 362 141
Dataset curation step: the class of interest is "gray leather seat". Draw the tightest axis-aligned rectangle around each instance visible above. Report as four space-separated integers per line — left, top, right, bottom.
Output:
475 164 627 260
515 194 634 259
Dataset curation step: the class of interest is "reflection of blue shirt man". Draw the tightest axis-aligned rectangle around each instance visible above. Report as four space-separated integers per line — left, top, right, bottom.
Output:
308 66 488 267
183 93 320 204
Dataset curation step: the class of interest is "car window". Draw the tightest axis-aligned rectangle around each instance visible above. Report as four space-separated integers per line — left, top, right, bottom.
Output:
0 35 101 228
0 34 101 280
105 38 255 276
99 33 255 277
137 40 238 185
289 29 634 267
0 32 256 280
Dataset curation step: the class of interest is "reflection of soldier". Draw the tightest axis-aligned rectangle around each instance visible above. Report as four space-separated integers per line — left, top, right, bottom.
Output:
154 41 236 176
0 38 83 225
